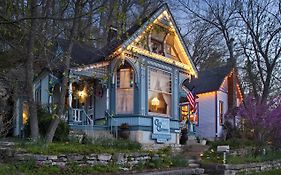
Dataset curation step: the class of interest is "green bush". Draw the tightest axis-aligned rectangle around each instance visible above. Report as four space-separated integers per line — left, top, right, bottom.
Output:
92 138 142 151
208 138 254 150
24 107 69 142
171 155 188 167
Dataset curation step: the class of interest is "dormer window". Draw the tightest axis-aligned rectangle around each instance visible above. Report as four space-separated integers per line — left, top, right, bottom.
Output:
151 38 164 55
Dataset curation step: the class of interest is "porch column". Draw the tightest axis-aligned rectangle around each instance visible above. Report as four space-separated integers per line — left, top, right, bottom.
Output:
106 88 109 110
68 81 73 122
69 81 72 108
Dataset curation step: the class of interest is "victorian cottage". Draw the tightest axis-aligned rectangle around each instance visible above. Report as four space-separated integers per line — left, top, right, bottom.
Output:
14 4 199 145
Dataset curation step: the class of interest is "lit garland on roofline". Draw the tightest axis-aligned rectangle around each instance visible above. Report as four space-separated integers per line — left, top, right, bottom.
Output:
126 45 196 76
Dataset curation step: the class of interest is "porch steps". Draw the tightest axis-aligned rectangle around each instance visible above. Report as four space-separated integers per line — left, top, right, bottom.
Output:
182 144 209 160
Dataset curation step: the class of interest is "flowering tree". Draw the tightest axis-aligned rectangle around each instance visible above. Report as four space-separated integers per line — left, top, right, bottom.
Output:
238 96 281 148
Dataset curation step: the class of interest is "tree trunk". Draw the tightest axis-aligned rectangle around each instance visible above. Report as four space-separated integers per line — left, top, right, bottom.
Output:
45 0 82 143
26 0 39 140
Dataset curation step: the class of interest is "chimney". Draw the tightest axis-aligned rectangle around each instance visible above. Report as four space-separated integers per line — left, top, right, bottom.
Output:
107 25 118 44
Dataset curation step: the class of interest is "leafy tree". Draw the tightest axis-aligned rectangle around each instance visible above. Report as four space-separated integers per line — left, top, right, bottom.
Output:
238 96 281 149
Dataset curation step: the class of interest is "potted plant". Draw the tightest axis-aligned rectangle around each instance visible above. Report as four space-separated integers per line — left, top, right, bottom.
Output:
180 128 188 145
119 123 130 139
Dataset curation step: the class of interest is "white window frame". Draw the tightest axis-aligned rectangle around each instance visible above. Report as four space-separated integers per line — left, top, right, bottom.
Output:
147 66 172 117
115 67 134 114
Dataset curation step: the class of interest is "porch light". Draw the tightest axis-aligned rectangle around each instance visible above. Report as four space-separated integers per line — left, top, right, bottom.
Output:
78 89 87 98
22 111 28 125
22 103 29 125
151 97 160 108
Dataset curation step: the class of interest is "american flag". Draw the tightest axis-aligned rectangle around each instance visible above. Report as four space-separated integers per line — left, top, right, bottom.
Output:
183 86 197 114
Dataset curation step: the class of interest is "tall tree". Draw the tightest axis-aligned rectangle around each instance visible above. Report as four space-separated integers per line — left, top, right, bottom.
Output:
26 0 39 140
46 0 83 143
175 0 281 101
237 0 281 102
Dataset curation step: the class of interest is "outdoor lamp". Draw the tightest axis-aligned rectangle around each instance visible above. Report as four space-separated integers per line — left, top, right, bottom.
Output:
78 88 87 98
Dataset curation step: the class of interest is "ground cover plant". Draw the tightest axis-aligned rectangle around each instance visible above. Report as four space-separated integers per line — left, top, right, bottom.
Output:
202 138 281 164
238 168 281 175
0 161 119 175
16 138 142 154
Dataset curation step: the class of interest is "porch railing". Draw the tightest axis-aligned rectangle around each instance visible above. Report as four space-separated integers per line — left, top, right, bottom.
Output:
72 108 94 126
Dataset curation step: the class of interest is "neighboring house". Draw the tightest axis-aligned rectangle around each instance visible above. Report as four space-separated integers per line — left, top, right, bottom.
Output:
17 4 198 145
182 64 243 140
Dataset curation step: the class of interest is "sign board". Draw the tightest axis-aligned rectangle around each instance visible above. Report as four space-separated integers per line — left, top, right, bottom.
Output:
217 145 230 153
152 117 171 143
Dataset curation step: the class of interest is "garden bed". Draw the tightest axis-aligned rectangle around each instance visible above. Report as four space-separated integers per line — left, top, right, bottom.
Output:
0 139 192 174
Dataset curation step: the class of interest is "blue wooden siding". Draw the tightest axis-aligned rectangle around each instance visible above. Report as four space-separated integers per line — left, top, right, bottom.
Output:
107 53 186 132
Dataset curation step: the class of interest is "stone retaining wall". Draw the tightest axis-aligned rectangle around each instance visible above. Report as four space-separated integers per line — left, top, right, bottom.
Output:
1 147 153 168
0 141 205 174
224 160 281 175
202 160 281 175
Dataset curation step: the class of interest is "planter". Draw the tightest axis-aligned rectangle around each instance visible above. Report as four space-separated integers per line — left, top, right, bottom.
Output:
119 123 130 139
180 129 188 145
119 129 130 139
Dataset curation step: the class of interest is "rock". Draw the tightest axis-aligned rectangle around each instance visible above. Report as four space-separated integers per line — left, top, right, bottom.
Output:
96 161 108 165
86 160 98 165
52 162 66 167
68 154 84 161
47 155 58 160
14 153 33 161
34 155 48 161
193 168 205 174
113 153 126 164
128 160 139 166
86 154 97 160
189 163 200 168
98 154 112 161
188 159 197 164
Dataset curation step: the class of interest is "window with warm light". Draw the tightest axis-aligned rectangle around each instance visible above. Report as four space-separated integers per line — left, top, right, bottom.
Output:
22 102 29 125
219 101 224 125
148 68 171 116
116 63 134 114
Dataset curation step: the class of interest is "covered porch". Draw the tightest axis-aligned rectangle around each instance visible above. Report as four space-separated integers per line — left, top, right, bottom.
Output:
67 62 110 129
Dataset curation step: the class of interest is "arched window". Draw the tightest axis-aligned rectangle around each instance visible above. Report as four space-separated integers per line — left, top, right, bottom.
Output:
116 61 134 114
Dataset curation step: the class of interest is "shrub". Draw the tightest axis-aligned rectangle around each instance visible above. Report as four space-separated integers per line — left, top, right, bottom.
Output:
24 107 69 141
238 96 281 148
171 155 188 167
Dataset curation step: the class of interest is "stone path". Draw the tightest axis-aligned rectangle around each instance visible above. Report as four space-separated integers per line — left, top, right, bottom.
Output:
181 143 210 174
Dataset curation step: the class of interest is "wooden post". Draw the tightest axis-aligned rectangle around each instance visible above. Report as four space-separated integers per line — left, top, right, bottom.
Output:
69 81 73 108
68 81 73 123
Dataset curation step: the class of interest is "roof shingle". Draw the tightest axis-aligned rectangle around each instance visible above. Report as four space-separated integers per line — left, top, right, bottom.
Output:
183 64 233 94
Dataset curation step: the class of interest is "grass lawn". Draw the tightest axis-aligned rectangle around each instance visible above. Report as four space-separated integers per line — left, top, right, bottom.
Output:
0 161 119 175
16 138 142 154
239 168 281 175
227 150 281 164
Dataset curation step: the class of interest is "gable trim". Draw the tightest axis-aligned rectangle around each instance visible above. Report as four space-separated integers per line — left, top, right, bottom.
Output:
119 4 198 77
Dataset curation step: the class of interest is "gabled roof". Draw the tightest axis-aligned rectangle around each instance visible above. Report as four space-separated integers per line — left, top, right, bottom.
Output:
183 64 233 94
55 4 164 66
55 3 197 77
56 39 99 65
121 3 198 76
